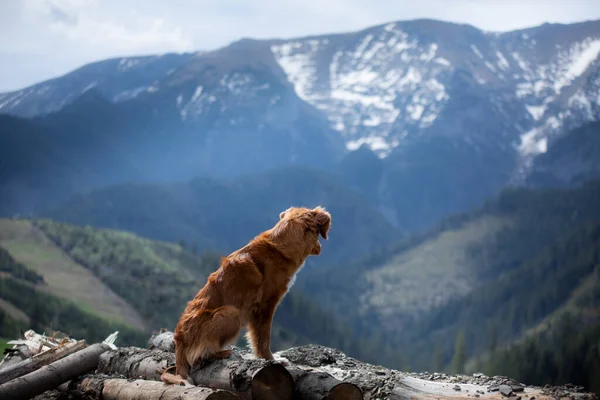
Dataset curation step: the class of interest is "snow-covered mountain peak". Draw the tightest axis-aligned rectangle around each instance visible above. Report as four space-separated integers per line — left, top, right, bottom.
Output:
271 23 453 157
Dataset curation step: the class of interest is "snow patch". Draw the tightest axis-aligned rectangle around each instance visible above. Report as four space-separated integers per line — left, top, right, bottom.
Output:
191 86 203 102
271 40 324 101
511 52 529 71
485 61 497 73
520 128 549 155
568 89 594 120
117 58 140 72
434 58 451 66
81 82 98 94
525 105 546 121
346 135 393 154
419 43 438 62
553 38 600 92
496 51 510 70
407 103 424 120
113 86 148 102
471 45 484 59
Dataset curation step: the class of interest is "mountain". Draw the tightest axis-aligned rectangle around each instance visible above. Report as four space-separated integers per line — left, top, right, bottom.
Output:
525 120 600 188
297 179 600 372
38 166 400 264
0 217 385 364
2 19 600 230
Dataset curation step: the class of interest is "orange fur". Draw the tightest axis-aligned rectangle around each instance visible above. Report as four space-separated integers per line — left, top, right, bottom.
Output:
161 206 331 383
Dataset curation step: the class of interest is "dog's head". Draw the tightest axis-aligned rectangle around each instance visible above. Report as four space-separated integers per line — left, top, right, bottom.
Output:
274 206 331 257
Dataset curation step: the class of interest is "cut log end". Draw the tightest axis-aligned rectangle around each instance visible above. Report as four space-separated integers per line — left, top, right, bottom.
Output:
251 363 294 400
327 382 363 400
207 392 240 400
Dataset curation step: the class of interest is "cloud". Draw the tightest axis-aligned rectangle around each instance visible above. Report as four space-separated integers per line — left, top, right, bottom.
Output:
48 3 78 26
0 0 599 91
22 0 194 54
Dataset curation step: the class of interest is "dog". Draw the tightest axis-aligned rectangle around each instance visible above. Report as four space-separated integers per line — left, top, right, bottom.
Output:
161 206 331 384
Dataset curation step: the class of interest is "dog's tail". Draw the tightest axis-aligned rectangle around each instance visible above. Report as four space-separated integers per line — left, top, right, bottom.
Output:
160 340 192 385
160 365 190 386
175 340 191 379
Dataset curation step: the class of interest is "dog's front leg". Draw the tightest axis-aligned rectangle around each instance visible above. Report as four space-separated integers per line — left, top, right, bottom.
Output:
247 303 277 360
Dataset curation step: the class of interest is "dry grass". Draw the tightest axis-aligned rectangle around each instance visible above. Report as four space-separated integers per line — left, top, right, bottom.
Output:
0 298 30 324
0 219 147 331
360 216 512 320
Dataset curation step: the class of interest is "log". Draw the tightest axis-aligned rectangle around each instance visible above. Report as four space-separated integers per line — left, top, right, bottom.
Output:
73 376 240 399
98 346 294 400
189 355 294 400
0 339 87 385
390 376 598 400
0 342 111 400
148 329 175 352
0 345 33 372
285 365 363 400
98 346 175 381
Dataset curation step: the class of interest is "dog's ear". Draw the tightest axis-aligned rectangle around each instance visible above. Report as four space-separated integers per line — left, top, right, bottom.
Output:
280 207 291 220
312 207 331 240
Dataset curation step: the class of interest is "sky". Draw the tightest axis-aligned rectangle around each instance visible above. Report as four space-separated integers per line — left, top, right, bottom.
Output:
1 0 599 91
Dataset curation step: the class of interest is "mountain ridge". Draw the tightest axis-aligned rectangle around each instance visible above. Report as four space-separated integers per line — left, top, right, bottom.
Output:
2 17 600 231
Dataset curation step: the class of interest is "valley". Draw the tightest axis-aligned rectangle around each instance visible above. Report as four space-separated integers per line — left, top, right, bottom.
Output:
1 15 600 395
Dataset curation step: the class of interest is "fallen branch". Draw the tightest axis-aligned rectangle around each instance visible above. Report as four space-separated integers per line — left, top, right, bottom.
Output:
0 342 111 400
73 376 240 400
98 346 175 381
0 339 87 385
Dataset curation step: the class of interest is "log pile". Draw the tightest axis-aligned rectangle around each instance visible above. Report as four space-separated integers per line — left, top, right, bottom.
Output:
0 329 596 400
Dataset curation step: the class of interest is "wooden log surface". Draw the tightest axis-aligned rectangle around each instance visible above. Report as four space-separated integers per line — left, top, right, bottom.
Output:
73 376 240 400
0 339 86 385
98 346 175 381
0 342 111 400
148 330 175 352
145 331 362 400
390 376 596 400
0 344 33 372
98 346 294 400
285 365 363 400
188 354 294 400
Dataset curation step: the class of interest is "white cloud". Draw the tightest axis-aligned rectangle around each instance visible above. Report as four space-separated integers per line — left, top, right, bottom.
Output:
0 0 599 91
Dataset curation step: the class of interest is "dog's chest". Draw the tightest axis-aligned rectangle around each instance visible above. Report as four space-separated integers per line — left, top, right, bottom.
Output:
285 261 305 293
286 274 297 292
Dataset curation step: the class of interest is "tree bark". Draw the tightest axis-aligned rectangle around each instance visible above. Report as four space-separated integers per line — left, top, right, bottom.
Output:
72 376 240 400
0 342 110 400
285 365 363 400
147 330 175 352
388 376 595 400
98 346 175 381
97 346 294 400
0 340 86 385
188 355 294 400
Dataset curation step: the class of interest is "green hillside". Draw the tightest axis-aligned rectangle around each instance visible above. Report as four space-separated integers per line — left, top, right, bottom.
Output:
40 166 400 265
0 218 384 362
299 180 600 378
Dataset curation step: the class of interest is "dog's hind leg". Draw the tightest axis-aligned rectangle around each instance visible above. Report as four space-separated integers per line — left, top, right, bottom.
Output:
187 305 241 367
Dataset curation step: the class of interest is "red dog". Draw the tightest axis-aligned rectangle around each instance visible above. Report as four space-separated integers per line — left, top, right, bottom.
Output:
162 206 331 384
